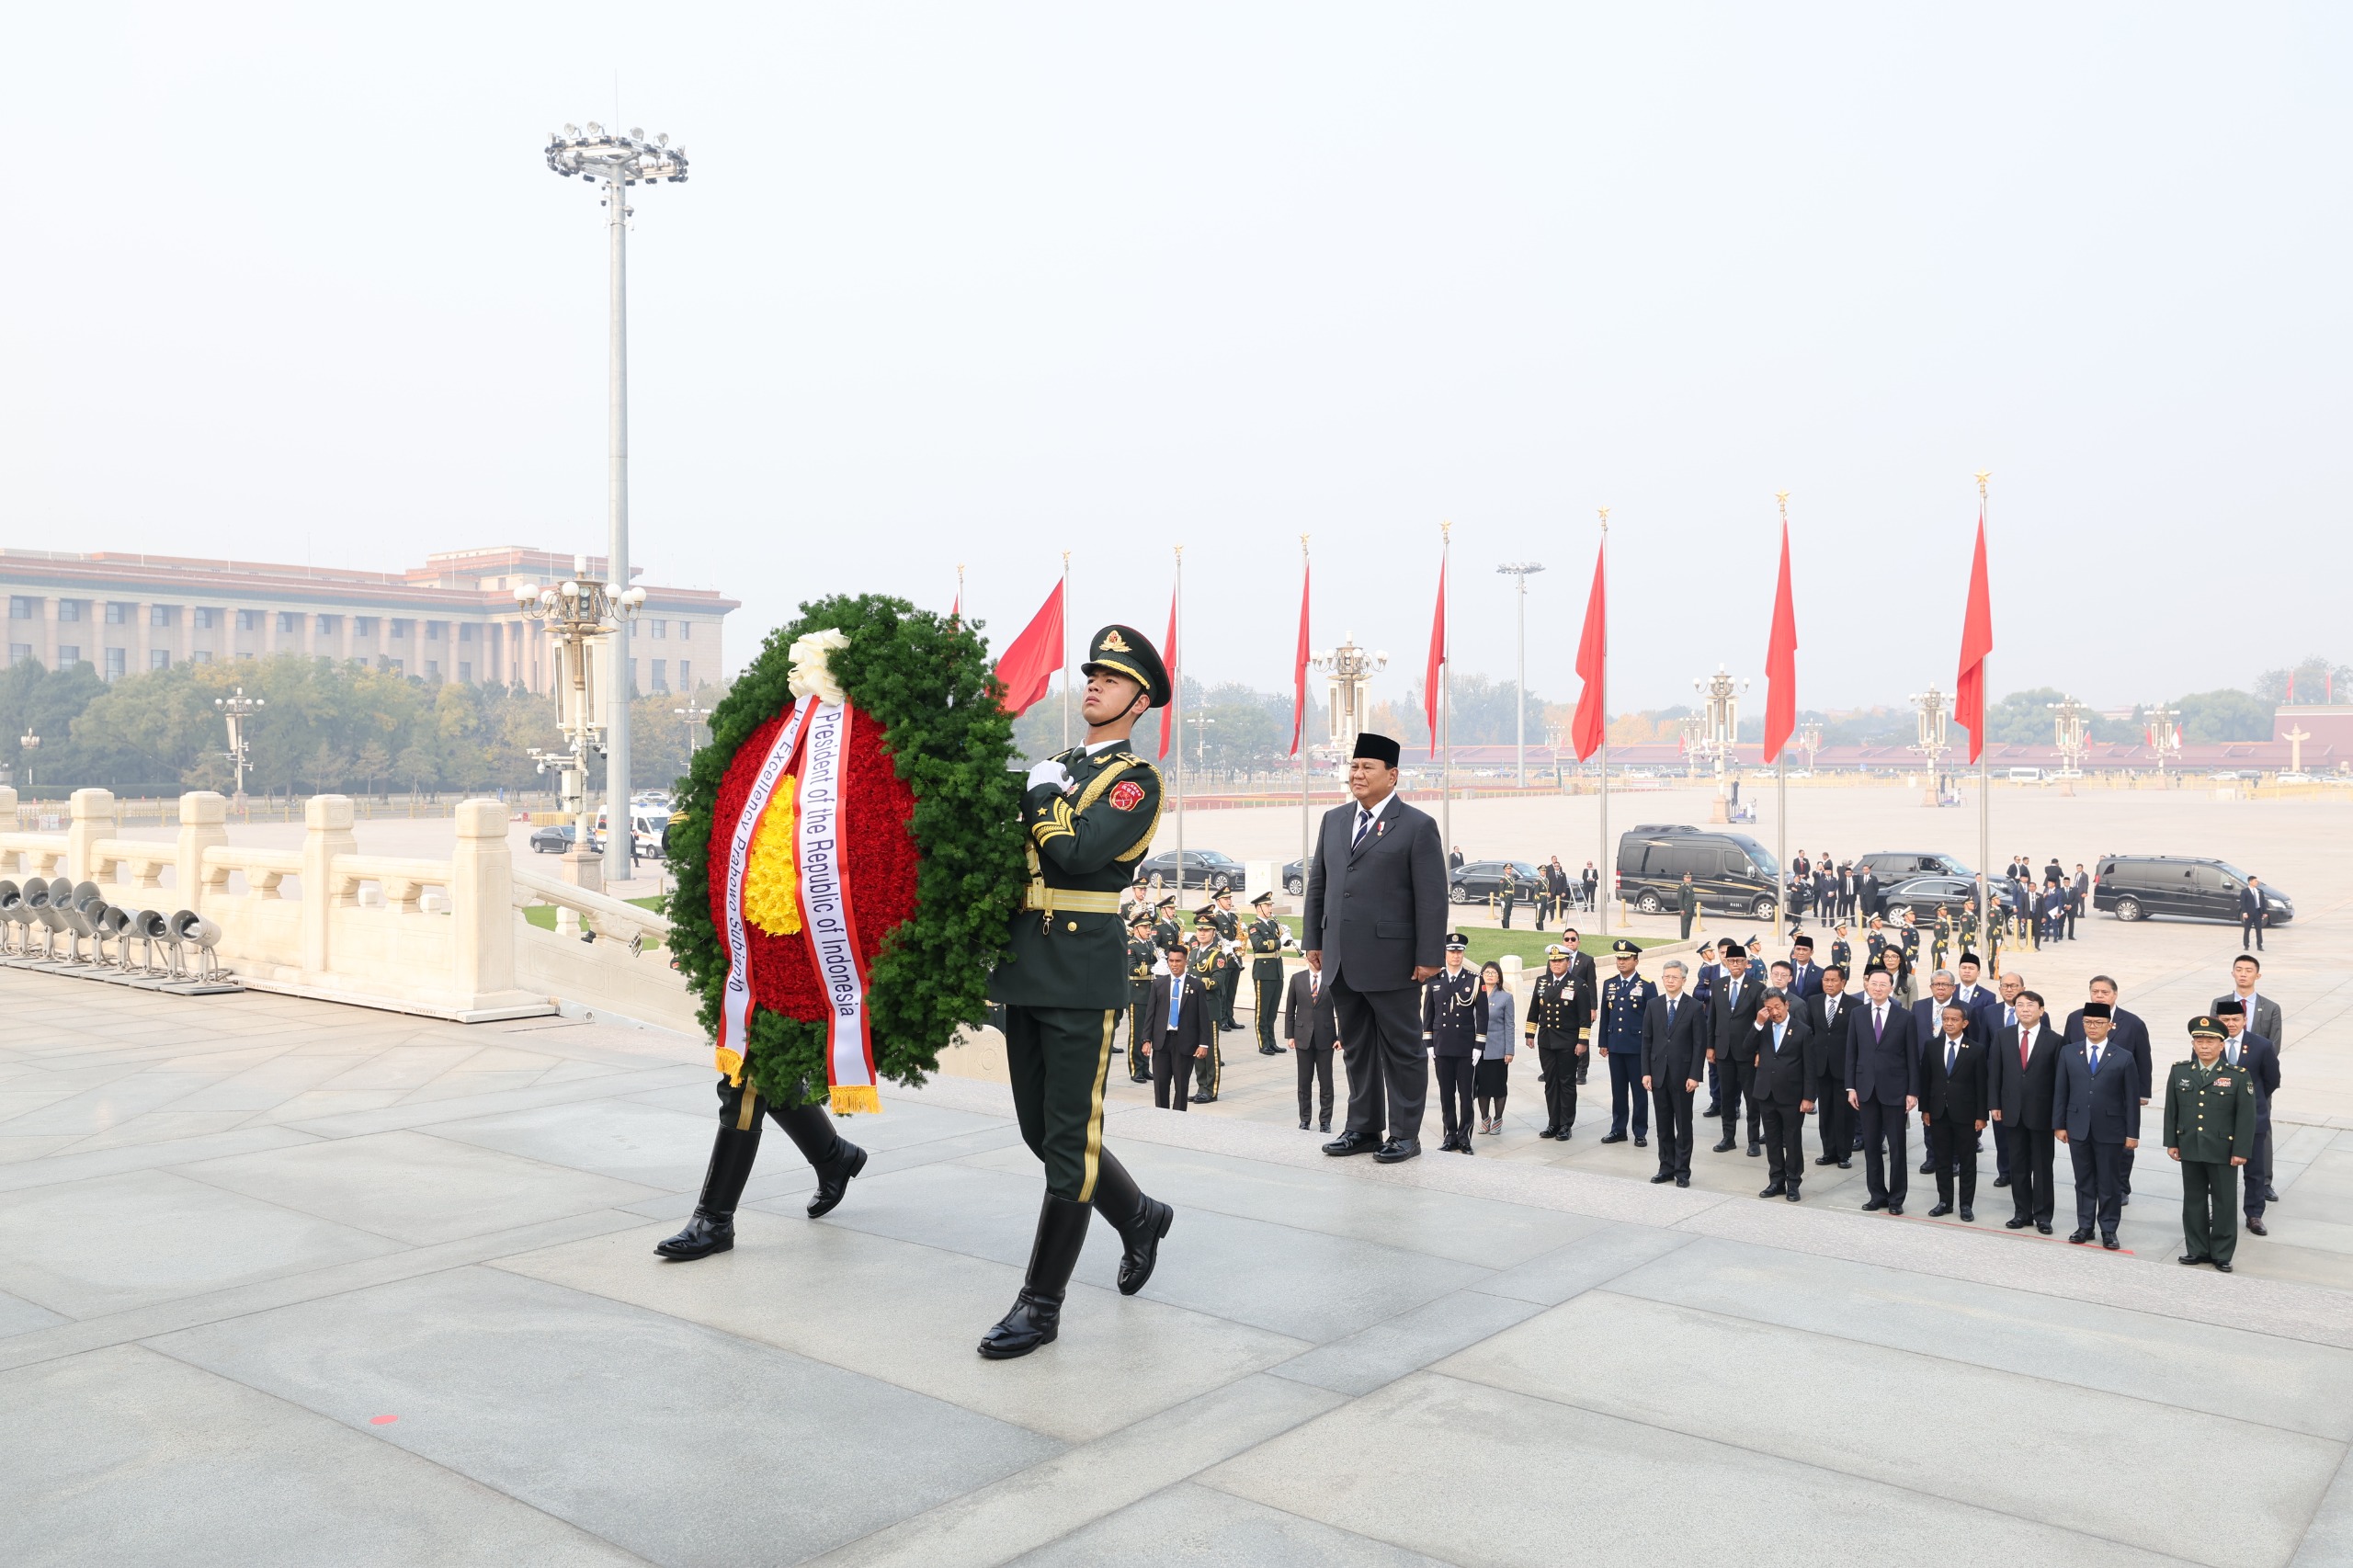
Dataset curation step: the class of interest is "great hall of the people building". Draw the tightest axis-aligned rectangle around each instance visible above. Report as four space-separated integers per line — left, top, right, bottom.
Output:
2 545 738 694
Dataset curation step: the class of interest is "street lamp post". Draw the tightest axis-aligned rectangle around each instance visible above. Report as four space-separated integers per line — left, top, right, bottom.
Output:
215 687 264 809
17 733 37 794
1308 634 1387 759
1495 562 1545 788
1692 666 1747 822
1909 687 1951 806
515 557 646 888
545 121 688 883
1797 721 1824 775
2049 696 2090 791
2144 700 2181 778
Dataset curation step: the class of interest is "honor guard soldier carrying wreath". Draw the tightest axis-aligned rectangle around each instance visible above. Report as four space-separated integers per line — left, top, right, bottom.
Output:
1597 939 1655 1147
1248 891 1290 1055
979 625 1178 1359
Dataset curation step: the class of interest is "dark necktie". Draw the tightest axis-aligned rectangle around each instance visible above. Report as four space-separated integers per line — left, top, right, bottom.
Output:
1872 1006 1884 1041
1945 1040 1957 1074
1352 808 1373 848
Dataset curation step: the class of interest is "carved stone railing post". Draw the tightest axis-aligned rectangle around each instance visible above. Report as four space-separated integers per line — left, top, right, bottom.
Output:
177 792 228 912
66 789 115 883
301 794 357 978
451 799 515 999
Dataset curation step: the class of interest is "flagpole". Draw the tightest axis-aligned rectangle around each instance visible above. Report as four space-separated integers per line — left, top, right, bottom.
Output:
1060 551 1072 750
954 562 965 622
1173 544 1186 897
1773 493 1789 948
1597 507 1610 938
1299 534 1311 903
1974 471 1991 939
1440 519 1453 855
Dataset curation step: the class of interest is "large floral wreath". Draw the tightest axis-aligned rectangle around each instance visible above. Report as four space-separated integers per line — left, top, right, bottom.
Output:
667 594 1023 1109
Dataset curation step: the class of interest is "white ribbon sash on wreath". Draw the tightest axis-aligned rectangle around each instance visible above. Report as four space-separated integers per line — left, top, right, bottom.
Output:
713 701 813 1085
793 701 881 1114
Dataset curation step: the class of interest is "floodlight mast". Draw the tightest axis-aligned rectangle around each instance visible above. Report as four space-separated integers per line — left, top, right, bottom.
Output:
544 122 688 881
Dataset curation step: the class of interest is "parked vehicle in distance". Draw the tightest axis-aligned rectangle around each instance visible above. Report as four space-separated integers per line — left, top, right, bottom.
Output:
1449 859 1542 905
529 824 603 855
2092 857 2292 926
1283 858 1305 895
2007 767 2045 783
1856 851 1975 883
594 803 671 860
1137 847 1246 893
1616 826 1780 919
1880 875 2022 923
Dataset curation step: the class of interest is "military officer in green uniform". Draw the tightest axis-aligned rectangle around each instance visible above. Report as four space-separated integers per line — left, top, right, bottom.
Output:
1121 877 1154 929
1125 912 1161 1084
1247 891 1290 1055
2165 1014 2256 1272
1154 895 1182 953
980 625 1177 1359
1210 890 1245 1030
1187 910 1229 1101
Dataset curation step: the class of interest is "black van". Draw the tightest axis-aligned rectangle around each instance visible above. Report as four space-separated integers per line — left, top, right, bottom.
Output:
1616 826 1781 919
2092 857 2293 926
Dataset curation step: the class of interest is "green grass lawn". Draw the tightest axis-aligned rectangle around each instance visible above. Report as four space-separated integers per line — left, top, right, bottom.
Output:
1269 915 1664 969
524 893 668 949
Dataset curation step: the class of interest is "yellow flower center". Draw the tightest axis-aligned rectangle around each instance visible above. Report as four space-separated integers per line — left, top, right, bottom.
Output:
742 785 801 937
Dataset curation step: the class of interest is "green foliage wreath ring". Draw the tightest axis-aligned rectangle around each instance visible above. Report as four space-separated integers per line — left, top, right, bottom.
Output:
667 594 1024 1105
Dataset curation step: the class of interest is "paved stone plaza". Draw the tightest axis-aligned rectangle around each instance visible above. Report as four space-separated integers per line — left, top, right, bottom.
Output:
5 783 2351 1565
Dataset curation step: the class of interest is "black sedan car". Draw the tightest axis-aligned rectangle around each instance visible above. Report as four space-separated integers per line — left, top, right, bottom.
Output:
1136 847 1247 893
1878 875 2022 923
528 824 604 855
1449 859 1542 906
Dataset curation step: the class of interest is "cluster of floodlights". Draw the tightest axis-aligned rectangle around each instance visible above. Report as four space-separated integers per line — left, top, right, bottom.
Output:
544 124 689 185
0 878 227 983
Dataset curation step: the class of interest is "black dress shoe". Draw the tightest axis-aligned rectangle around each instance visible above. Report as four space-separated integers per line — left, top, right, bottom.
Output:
1373 1138 1422 1164
1959 1207 1973 1222
1299 1117 1311 1131
1918 1159 1936 1176
2267 1187 2280 1203
654 1210 734 1260
1994 1176 2011 1187
1190 1092 1215 1104
1712 1139 1736 1153
1131 1074 1150 1084
1675 1175 1690 1187
2247 1217 2268 1236
2068 1228 2094 1244
1813 1154 1837 1166
1928 1202 1953 1217
1651 1172 1674 1184
803 1141 868 1220
1887 1202 1904 1216
2101 1233 2120 1251
1837 1159 1852 1170
1861 1198 1887 1211
1089 1150 1173 1296
1702 1103 1721 1117
2037 1221 2053 1234
2178 1254 2210 1266
978 1195 1093 1359
1319 1116 1332 1133
1760 1183 1786 1199
1746 1142 1760 1157
2215 1261 2234 1273
1600 1131 1628 1144
1323 1130 1378 1156
1786 1187 1802 1203
1634 1136 1647 1148
2005 1216 2029 1230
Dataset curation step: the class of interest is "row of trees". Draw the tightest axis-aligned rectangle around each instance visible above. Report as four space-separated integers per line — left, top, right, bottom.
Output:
0 654 721 799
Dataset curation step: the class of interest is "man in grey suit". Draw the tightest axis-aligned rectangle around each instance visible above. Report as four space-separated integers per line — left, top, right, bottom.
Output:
2215 953 2285 1053
1303 733 1448 1165
1283 960 1340 1133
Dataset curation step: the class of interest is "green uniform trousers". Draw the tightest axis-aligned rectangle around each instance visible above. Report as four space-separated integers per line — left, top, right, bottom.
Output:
1002 1004 1119 1203
2182 1160 2240 1265
1255 977 1282 1051
1127 991 1154 1081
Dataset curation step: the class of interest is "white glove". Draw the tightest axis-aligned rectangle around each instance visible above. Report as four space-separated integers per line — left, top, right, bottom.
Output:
1025 758 1074 793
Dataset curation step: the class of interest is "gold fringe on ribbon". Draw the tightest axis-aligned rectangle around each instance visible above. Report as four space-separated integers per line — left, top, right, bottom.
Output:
829 1084 882 1115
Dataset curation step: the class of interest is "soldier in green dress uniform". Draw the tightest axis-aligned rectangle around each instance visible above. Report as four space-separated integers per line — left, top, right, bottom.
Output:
980 625 1176 1359
1210 889 1244 1029
2165 1014 2256 1272
1126 912 1161 1083
1930 908 1952 973
1120 877 1154 929
1154 895 1182 952
1247 891 1290 1055
1187 911 1229 1101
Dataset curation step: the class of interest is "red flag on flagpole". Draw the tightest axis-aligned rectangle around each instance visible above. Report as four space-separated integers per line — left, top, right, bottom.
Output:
1157 587 1180 758
1569 543 1607 760
993 580 1063 717
1954 509 1995 763
1290 558 1312 756
1423 554 1447 756
1761 520 1799 763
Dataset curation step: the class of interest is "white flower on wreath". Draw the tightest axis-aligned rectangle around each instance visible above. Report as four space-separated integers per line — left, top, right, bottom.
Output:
788 628 851 704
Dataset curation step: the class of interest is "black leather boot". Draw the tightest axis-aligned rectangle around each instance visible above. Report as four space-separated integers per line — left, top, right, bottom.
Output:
656 1119 763 1259
771 1099 868 1218
1089 1149 1173 1296
979 1195 1093 1359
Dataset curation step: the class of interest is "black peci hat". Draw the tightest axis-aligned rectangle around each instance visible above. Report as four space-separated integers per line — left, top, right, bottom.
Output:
2081 1001 2113 1020
1353 732 1402 767
2213 999 2245 1017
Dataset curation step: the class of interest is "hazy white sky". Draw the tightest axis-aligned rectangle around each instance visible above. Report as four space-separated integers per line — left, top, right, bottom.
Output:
5 5 2345 712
